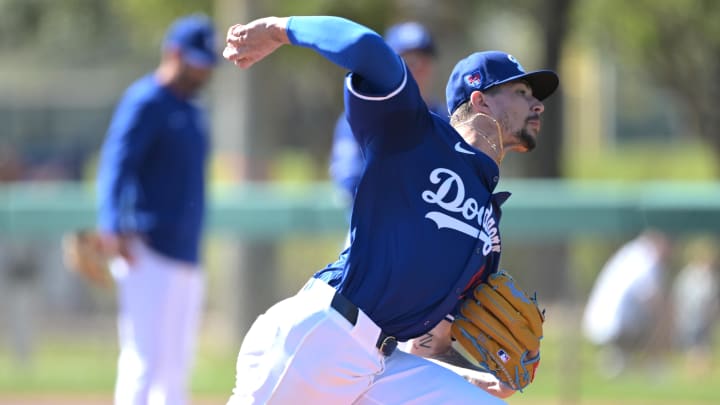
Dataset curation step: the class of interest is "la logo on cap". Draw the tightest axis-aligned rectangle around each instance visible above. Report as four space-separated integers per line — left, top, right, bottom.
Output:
507 54 523 71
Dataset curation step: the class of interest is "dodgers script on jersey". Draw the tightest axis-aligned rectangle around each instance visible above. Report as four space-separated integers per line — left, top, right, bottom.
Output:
315 66 511 341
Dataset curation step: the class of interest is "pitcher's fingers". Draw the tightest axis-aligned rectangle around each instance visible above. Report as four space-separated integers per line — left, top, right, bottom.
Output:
226 24 243 40
226 24 250 44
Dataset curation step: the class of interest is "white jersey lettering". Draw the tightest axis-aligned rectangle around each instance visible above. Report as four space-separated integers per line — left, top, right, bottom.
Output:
422 168 501 255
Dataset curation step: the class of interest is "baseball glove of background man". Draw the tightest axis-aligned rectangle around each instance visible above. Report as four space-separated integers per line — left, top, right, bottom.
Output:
61 229 112 288
451 269 545 391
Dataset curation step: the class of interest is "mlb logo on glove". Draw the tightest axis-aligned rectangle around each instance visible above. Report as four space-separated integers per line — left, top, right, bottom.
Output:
497 349 510 363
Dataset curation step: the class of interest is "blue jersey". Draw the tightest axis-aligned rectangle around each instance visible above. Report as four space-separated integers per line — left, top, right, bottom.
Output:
288 16 509 341
97 74 209 264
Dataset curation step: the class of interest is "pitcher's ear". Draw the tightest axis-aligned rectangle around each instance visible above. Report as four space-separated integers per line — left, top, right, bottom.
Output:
469 90 487 111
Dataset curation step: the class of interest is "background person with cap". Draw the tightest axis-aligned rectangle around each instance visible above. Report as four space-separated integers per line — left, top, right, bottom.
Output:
96 13 217 405
329 21 446 208
223 14 558 404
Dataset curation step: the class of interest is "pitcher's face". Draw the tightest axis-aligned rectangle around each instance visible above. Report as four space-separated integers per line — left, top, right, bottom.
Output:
484 81 545 152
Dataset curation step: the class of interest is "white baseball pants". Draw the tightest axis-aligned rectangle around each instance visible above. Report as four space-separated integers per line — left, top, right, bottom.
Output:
111 240 205 405
228 278 506 404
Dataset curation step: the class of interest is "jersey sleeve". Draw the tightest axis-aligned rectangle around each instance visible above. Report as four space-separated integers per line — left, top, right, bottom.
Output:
286 16 432 157
97 92 160 233
344 63 432 155
287 16 404 95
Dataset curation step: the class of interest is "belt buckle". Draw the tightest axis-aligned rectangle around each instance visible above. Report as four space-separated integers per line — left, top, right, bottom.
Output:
378 335 397 356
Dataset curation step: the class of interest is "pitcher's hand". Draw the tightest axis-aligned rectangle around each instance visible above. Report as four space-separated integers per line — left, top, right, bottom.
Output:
224 17 291 69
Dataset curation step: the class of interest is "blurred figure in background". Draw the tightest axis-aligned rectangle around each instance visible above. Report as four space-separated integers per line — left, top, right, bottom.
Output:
96 14 217 405
0 146 38 369
582 229 672 378
329 21 446 209
671 236 719 376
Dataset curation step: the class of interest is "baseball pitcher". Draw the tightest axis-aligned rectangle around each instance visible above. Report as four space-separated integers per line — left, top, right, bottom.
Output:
224 15 558 404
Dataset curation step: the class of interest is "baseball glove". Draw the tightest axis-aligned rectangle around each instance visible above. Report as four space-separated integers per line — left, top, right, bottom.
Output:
61 229 112 288
450 269 545 391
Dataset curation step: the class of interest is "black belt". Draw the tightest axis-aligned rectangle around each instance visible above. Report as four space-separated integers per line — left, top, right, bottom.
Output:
330 290 397 357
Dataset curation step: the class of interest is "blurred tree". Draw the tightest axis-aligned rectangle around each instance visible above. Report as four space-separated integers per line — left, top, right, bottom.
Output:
578 0 720 175
0 0 215 66
476 0 576 178
0 0 124 65
114 0 213 58
528 0 574 179
0 0 44 48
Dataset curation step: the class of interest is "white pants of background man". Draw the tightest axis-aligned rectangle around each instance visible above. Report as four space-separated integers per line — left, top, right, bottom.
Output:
111 239 205 405
228 279 505 405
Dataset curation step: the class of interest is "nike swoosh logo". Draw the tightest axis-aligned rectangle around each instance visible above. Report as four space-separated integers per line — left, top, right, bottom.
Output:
454 142 475 155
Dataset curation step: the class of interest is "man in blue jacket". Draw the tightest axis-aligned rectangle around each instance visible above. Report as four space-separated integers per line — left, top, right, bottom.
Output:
96 14 217 405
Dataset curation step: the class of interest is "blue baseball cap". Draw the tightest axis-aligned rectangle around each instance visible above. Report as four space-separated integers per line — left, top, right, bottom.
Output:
163 14 218 67
445 51 559 115
384 22 436 56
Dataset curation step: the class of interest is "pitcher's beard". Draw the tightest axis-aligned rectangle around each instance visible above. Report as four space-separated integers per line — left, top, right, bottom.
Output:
518 129 537 151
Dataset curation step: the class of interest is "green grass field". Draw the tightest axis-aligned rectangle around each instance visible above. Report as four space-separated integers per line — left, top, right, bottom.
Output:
1 320 718 404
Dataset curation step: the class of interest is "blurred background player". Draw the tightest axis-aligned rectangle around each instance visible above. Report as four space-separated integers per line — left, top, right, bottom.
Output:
671 235 719 376
0 147 39 369
96 14 217 405
329 21 446 209
582 229 672 378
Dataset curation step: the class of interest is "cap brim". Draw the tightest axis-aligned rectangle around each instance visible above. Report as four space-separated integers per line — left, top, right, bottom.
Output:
523 70 559 101
498 70 559 101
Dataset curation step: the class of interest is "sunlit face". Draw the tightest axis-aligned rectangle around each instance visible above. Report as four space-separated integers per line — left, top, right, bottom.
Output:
483 80 545 152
